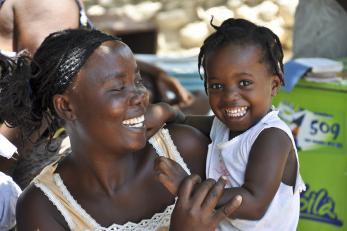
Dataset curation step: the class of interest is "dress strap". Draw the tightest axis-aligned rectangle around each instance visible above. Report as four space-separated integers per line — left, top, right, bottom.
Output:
149 128 191 175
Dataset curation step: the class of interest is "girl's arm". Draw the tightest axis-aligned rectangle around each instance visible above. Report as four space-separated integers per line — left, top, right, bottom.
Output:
211 127 295 219
181 115 214 138
145 103 213 139
156 127 295 220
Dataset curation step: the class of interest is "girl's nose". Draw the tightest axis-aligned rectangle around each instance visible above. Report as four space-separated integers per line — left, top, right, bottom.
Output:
223 87 240 101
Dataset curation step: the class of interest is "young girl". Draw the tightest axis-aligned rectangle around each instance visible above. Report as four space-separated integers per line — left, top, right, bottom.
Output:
156 18 306 231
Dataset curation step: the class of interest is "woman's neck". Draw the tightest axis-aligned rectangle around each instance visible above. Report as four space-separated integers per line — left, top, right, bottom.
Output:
67 144 146 196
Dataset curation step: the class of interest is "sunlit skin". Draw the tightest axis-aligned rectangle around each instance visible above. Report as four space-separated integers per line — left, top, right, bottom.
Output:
64 42 150 155
205 43 280 136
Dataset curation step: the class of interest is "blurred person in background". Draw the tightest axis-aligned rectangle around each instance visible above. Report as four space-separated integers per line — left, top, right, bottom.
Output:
293 0 347 59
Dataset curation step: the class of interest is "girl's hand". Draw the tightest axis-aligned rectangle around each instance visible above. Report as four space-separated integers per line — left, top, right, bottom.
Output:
157 73 194 107
145 103 185 138
170 175 242 231
155 156 188 196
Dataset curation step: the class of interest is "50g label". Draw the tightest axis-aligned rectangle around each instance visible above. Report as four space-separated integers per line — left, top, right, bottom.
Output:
310 120 340 140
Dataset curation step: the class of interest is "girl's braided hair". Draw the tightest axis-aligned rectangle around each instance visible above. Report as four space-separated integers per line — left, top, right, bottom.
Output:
198 18 284 93
0 28 120 138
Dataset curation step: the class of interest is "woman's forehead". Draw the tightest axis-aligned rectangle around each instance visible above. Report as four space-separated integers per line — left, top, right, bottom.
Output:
77 42 136 82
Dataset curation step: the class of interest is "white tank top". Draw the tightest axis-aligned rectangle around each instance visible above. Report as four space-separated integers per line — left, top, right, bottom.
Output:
206 110 306 231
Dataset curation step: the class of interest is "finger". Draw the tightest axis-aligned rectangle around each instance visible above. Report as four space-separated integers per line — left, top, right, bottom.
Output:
157 173 179 196
154 156 170 173
154 157 183 178
190 178 217 207
177 174 202 203
201 176 227 211
213 195 242 222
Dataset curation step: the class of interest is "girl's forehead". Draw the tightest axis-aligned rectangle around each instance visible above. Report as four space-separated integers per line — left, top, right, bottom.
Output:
207 43 263 66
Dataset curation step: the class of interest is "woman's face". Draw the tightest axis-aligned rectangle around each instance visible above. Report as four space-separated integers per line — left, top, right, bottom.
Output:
66 41 150 153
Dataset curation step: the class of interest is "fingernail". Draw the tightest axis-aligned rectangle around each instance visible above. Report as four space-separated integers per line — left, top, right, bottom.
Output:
221 176 228 181
235 195 242 204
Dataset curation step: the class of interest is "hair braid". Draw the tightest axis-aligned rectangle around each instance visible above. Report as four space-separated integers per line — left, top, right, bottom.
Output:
198 18 285 93
0 28 120 138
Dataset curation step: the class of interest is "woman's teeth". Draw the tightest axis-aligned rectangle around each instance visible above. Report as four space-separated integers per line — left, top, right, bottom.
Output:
225 106 247 118
122 115 145 127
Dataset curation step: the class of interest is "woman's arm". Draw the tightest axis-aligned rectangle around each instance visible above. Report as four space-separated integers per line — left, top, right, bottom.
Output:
16 185 69 231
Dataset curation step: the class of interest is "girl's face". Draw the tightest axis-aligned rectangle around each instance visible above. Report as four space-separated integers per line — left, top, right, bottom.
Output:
67 41 150 153
205 43 280 133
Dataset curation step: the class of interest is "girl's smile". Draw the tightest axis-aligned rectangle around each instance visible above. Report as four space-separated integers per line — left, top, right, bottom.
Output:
206 43 281 133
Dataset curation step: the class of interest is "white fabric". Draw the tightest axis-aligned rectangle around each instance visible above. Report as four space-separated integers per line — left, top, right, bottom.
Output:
293 0 347 59
0 50 16 57
0 172 22 231
206 110 306 231
0 134 17 159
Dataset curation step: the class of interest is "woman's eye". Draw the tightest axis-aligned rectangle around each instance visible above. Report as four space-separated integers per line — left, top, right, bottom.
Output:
135 77 145 87
209 83 223 90
240 80 252 87
112 86 124 91
110 83 125 91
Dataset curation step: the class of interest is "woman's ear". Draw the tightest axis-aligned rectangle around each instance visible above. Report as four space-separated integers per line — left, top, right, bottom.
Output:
53 94 76 121
271 74 282 97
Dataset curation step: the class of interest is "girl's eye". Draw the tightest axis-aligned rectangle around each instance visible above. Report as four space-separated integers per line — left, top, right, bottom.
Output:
240 80 252 87
208 83 224 90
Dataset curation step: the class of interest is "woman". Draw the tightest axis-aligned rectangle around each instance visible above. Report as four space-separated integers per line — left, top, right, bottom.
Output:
0 28 241 230
0 0 196 189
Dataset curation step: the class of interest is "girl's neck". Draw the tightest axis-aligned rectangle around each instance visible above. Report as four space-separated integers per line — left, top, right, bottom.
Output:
228 108 273 140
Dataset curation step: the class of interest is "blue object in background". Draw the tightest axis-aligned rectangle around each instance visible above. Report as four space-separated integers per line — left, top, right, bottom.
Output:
283 60 311 92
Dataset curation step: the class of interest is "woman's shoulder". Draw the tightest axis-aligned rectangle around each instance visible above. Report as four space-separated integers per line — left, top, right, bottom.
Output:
16 184 69 230
164 123 210 177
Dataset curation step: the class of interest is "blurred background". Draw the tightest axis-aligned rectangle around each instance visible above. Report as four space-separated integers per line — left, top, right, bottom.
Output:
83 0 297 60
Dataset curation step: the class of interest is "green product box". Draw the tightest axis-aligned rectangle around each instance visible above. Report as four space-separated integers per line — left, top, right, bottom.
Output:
273 80 347 230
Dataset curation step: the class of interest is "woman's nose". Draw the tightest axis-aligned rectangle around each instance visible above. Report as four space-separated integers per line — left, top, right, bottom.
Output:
129 87 149 105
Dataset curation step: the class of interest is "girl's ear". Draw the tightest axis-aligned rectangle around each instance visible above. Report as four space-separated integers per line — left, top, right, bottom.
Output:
53 94 76 121
271 74 282 97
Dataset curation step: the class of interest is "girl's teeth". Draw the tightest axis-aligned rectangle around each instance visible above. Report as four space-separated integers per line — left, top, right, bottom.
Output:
225 107 247 118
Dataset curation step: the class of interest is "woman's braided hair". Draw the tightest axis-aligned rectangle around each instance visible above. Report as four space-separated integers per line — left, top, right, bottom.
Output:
0 28 120 138
198 18 284 93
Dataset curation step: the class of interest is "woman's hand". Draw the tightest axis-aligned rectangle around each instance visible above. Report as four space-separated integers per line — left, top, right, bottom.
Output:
155 156 188 196
170 175 242 231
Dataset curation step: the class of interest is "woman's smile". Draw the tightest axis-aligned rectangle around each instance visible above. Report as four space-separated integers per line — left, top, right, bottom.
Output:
122 114 145 128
